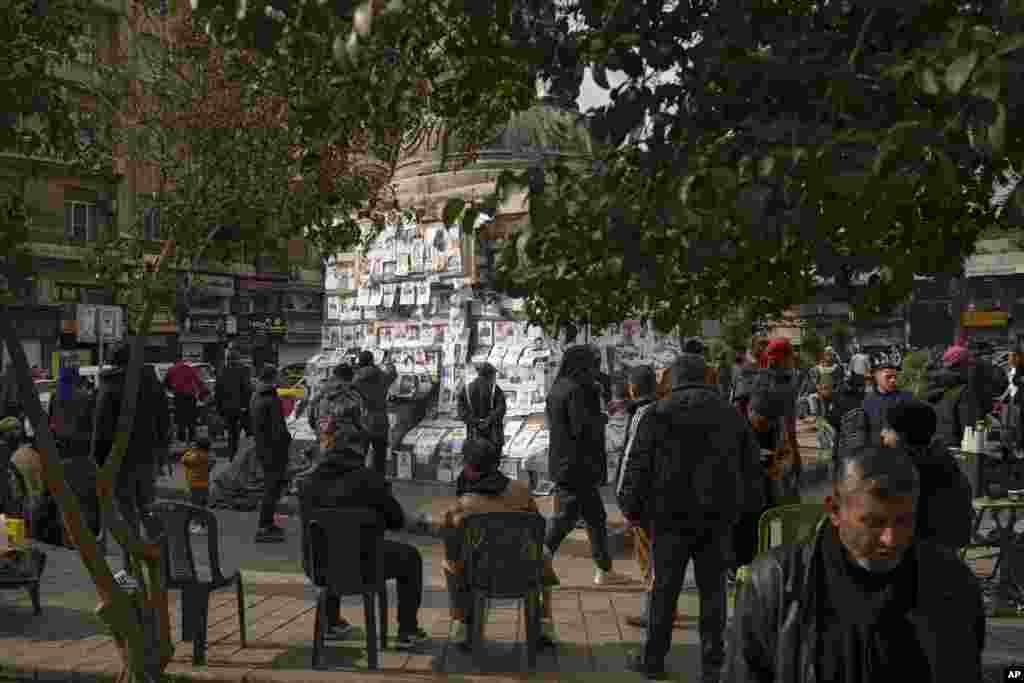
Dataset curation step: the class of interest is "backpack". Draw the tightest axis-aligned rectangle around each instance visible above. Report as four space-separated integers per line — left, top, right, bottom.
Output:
315 383 369 454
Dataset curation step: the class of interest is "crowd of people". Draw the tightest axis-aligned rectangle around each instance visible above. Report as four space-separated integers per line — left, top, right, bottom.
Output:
2 329 1015 680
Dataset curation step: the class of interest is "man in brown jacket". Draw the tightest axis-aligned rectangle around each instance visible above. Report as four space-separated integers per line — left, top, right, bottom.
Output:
441 438 559 651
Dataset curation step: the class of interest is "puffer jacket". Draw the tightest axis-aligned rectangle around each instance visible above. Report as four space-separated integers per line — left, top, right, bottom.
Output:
618 383 763 533
249 381 291 469
546 373 607 487
312 377 368 455
354 363 397 438
924 368 976 448
721 522 985 683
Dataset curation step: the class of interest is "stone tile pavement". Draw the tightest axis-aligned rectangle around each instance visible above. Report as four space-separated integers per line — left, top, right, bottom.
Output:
2 535 1023 683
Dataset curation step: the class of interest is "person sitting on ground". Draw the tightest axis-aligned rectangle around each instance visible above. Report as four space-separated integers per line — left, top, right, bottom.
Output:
295 377 429 649
883 400 975 550
721 445 986 683
441 438 559 651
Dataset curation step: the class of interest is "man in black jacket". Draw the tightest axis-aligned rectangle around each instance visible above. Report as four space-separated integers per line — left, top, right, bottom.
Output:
721 445 985 683
295 377 428 649
457 362 507 451
545 345 631 586
884 400 974 549
250 366 292 543
215 351 252 461
90 343 169 565
354 350 397 476
619 351 763 682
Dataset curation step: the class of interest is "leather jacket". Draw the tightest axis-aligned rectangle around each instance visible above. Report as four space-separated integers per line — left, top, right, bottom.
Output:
722 522 985 683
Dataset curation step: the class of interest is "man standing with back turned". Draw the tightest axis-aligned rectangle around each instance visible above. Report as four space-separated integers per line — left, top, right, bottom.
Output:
619 350 763 682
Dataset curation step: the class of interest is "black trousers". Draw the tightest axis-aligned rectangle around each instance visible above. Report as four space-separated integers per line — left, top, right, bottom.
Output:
326 538 423 635
367 434 389 476
223 412 244 461
259 462 288 529
115 461 157 567
175 394 198 443
544 483 612 571
643 527 729 681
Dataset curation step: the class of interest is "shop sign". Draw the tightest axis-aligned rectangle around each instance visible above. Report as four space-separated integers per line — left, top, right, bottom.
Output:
239 273 286 290
250 315 288 336
191 274 234 297
76 304 123 343
962 311 1009 327
185 316 222 335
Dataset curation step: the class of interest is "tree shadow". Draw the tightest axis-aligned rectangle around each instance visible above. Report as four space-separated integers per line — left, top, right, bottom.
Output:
0 601 105 640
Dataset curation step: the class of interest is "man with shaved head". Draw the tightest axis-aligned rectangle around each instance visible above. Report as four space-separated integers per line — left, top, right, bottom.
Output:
722 445 985 683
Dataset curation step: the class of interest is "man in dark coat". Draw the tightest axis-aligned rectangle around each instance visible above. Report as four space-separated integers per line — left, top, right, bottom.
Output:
354 350 397 476
620 351 763 682
215 351 252 461
861 358 913 445
885 400 974 549
457 362 506 451
90 343 168 565
250 365 292 543
924 345 979 449
545 345 631 586
722 445 985 683
295 377 429 649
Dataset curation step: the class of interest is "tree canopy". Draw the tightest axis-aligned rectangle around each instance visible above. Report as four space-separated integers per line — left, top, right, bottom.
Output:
184 1 1024 335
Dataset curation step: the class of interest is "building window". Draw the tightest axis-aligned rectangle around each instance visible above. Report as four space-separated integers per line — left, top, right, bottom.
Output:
143 206 162 240
64 201 100 241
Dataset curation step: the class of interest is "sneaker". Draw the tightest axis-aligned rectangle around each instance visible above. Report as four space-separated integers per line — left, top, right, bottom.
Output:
113 570 139 592
396 627 429 649
594 569 634 586
254 526 286 543
325 620 354 640
626 653 668 680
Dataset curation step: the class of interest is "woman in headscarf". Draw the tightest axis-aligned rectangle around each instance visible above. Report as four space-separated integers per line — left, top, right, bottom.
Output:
441 438 559 651
49 365 94 460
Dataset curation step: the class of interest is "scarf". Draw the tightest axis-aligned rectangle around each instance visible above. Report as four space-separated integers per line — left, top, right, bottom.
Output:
817 524 921 683
454 467 509 497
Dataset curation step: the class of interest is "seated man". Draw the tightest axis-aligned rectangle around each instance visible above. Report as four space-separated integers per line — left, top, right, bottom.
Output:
294 381 428 649
722 445 985 683
441 438 559 651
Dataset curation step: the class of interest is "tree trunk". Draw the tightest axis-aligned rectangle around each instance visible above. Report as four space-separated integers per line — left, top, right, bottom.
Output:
0 240 177 682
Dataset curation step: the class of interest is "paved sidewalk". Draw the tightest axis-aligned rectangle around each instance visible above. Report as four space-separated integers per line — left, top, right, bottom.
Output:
2 525 1023 683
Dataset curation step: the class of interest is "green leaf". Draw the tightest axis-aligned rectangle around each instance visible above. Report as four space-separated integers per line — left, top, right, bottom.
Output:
989 102 1007 152
831 172 869 196
442 198 466 227
995 33 1024 57
918 67 940 95
945 51 978 94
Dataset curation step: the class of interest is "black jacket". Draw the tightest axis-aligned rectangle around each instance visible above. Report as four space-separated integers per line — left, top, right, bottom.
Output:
618 383 763 532
295 453 405 577
249 381 291 468
354 363 397 438
50 385 95 460
215 362 252 416
908 440 974 548
924 368 976 448
721 522 985 683
457 378 507 449
546 373 607 487
91 364 168 468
